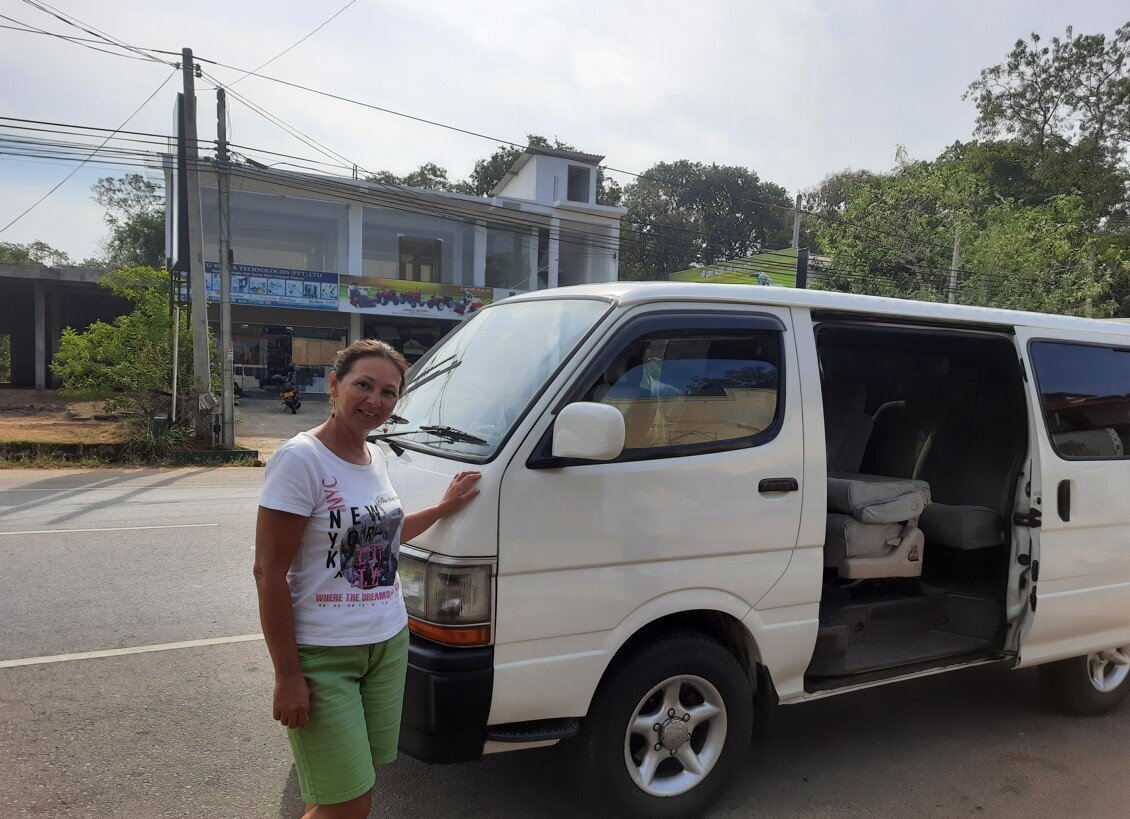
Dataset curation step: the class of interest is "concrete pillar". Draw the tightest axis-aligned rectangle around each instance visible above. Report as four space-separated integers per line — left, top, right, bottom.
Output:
34 281 46 390
529 227 539 291
609 222 621 281
348 203 363 277
473 222 487 287
349 312 362 344
547 217 560 289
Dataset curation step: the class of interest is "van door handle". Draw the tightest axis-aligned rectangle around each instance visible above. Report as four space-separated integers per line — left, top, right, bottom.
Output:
759 478 799 493
1057 480 1071 522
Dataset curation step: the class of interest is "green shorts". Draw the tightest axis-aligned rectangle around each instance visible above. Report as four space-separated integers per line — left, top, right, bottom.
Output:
288 628 409 805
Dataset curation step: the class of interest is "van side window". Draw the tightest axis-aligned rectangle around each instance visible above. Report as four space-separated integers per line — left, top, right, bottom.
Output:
585 329 782 457
1029 341 1130 460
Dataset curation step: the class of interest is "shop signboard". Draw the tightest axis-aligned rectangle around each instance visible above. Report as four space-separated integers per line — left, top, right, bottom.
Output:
338 275 500 321
204 262 339 311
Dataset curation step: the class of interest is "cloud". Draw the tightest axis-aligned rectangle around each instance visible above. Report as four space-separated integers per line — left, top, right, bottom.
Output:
2 0 1127 256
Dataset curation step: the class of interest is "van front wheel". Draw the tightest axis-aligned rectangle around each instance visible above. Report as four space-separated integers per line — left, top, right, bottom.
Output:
1040 647 1130 715
573 630 753 818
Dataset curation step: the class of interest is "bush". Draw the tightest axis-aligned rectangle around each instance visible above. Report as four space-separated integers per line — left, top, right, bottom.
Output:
51 266 209 433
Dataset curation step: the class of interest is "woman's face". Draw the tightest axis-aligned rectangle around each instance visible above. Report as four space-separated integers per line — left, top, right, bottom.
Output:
330 356 402 434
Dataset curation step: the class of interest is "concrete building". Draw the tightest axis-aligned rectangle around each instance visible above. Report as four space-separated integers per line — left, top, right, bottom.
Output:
182 144 624 392
0 145 625 391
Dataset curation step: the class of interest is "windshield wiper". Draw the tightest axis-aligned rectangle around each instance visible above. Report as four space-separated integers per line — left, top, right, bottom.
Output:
368 424 487 447
419 425 487 445
402 356 461 396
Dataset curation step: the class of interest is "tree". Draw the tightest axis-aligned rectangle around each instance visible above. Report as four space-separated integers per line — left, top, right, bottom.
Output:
618 160 793 280
0 240 73 267
0 333 10 383
51 266 202 423
960 196 1130 316
965 24 1130 156
91 174 165 269
368 162 455 190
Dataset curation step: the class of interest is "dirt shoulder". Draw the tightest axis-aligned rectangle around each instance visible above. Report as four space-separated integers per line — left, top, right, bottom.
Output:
0 390 131 445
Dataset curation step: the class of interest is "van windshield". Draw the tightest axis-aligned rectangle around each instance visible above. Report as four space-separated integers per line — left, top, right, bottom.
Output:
383 297 610 458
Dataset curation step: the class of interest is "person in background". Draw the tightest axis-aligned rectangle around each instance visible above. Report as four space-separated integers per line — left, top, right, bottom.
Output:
253 339 480 819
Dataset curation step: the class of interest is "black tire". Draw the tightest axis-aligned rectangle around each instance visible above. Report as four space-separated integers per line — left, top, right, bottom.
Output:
1040 649 1130 716
289 405 297 414
571 630 753 819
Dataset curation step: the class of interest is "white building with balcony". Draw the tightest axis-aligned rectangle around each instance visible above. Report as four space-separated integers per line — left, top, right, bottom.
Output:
170 145 624 392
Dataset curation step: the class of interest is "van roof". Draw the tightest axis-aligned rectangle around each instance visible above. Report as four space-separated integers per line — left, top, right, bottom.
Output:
508 282 1130 339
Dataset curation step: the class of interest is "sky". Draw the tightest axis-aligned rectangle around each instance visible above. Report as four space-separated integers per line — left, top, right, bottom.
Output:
1 0 1127 261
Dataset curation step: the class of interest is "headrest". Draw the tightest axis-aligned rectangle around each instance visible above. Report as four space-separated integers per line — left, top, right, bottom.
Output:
898 373 945 404
822 374 866 410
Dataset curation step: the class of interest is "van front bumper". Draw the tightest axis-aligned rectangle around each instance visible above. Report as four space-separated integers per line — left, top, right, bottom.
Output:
398 632 494 763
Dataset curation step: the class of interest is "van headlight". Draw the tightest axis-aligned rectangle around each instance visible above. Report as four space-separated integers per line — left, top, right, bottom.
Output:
399 550 493 646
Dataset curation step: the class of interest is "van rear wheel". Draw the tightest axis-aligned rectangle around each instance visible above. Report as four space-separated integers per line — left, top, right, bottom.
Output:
572 630 753 818
1040 647 1130 715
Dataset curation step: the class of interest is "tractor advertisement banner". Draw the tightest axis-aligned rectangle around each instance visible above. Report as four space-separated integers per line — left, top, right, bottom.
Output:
338 275 498 320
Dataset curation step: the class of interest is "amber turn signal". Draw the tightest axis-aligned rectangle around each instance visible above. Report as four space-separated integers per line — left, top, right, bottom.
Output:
408 617 491 646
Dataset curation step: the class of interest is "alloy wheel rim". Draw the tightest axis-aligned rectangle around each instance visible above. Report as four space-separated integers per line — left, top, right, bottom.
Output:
1087 647 1130 693
623 674 727 797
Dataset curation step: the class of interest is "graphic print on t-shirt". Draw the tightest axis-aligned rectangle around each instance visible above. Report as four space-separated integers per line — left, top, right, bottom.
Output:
339 500 404 589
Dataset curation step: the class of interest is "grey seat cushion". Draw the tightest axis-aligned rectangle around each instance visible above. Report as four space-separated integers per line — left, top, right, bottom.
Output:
827 474 930 524
919 503 1003 550
825 513 903 565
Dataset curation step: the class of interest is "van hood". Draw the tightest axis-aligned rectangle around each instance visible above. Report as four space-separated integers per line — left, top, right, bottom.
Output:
383 444 499 559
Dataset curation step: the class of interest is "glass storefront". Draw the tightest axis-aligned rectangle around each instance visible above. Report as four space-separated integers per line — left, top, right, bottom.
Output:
214 322 347 393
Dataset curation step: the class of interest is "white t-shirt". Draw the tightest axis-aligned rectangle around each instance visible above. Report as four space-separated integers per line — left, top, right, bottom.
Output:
259 431 408 646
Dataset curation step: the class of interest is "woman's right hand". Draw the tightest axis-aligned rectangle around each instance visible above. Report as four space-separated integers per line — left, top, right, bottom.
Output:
273 671 310 729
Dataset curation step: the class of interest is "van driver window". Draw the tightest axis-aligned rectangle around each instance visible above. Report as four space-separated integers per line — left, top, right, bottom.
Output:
1030 341 1130 460
585 329 782 456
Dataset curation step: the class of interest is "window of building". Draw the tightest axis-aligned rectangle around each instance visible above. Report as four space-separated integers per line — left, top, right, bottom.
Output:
399 236 441 282
485 225 534 290
584 327 783 459
567 165 592 203
1030 340 1130 459
201 189 347 273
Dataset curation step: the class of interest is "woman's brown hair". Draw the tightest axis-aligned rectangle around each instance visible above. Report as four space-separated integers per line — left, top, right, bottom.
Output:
333 339 410 394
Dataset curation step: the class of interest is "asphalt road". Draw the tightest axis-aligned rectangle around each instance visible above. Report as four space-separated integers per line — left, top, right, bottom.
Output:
1 467 1129 818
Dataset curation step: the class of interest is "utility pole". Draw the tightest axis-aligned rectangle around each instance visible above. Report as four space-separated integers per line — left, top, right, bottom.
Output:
182 47 211 439
791 193 802 249
947 223 961 304
796 247 809 290
217 87 235 449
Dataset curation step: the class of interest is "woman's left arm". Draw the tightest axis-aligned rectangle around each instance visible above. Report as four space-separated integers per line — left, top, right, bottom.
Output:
402 471 481 542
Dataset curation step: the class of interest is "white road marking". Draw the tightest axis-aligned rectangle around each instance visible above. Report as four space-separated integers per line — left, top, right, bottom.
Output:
0 633 265 669
0 523 220 536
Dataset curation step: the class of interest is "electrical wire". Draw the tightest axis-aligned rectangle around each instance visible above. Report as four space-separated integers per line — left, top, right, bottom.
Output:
0 68 177 235
229 0 358 86
2 19 1003 280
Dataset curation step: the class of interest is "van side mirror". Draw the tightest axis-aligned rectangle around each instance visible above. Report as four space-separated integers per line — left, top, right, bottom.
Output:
552 402 625 461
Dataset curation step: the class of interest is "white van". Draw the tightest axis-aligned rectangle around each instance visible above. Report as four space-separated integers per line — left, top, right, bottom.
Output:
375 283 1130 817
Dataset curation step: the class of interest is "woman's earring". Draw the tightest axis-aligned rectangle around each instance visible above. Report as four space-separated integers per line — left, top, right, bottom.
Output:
329 399 336 418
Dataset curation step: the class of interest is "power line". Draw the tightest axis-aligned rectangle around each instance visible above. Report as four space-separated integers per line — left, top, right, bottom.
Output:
2 19 999 276
0 68 176 236
229 0 358 86
16 0 173 66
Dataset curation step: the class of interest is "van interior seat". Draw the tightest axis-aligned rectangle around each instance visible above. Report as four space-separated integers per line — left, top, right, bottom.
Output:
822 374 872 474
860 373 945 478
913 375 1026 552
825 473 930 579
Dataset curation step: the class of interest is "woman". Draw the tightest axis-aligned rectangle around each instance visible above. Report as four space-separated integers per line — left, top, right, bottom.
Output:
253 339 479 819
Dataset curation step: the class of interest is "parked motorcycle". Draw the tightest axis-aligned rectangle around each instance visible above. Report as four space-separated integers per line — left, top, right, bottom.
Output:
281 383 302 414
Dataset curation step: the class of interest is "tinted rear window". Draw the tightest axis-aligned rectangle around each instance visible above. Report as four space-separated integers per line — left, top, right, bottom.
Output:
1029 341 1130 460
